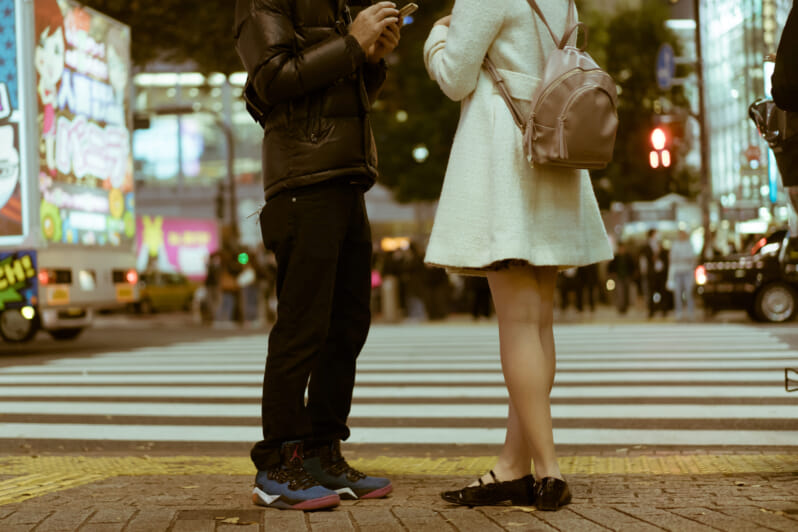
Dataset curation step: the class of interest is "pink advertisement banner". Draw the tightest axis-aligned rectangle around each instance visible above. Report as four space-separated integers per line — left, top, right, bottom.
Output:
136 216 219 280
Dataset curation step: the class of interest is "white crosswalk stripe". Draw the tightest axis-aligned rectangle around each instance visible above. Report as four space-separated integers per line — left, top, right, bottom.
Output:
1 323 797 447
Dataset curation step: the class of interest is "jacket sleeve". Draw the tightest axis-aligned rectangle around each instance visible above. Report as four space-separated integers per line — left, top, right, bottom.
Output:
772 8 798 112
363 59 388 102
423 0 507 102
236 0 367 106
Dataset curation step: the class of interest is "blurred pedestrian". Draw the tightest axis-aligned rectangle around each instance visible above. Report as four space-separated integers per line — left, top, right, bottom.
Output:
202 251 222 324
423 0 613 510
558 268 581 312
425 266 452 320
234 0 400 511
576 263 599 313
214 248 240 327
607 242 636 315
667 230 697 322
641 229 669 318
403 243 428 321
467 276 492 320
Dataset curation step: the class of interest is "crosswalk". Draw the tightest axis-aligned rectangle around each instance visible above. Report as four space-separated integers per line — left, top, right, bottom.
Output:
1 323 797 448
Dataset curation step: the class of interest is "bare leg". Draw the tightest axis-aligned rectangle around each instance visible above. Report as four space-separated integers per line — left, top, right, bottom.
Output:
487 265 562 481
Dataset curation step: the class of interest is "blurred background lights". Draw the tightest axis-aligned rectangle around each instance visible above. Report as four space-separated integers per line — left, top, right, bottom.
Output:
412 144 430 163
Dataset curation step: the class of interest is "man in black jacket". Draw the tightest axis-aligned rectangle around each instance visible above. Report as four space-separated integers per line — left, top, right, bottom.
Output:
233 0 401 511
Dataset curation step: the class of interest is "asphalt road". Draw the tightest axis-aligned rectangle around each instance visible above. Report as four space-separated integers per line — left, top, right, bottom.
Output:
0 313 265 366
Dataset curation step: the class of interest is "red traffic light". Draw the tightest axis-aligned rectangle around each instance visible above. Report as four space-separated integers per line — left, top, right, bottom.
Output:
651 127 667 150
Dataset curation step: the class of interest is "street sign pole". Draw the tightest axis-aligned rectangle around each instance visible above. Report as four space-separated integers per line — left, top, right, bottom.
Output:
693 0 712 259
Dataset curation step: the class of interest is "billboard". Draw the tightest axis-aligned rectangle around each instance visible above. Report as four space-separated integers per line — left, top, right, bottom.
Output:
136 216 219 281
0 250 38 310
0 0 25 242
34 0 135 248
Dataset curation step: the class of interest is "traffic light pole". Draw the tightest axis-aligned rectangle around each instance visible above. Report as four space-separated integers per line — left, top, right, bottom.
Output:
694 0 713 258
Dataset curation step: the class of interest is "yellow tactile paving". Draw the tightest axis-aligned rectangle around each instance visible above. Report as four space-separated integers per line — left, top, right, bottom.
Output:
0 454 796 506
0 472 109 505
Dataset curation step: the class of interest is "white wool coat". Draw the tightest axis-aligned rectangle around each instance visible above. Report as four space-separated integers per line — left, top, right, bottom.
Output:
423 0 613 273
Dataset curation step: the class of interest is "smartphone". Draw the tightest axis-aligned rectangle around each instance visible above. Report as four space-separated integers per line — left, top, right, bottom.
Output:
399 2 419 18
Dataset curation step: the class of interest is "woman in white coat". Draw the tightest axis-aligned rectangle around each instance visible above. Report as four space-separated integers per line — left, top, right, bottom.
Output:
424 0 613 510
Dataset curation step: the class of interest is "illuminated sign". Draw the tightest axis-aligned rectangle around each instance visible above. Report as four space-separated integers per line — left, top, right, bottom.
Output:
136 216 219 280
0 0 24 241
34 0 134 248
0 250 38 310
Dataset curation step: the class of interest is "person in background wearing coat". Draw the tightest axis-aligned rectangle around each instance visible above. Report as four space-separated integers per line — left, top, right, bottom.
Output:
772 6 797 112
233 0 401 511
642 229 669 318
667 229 697 322
771 6 798 232
423 0 613 511
607 241 636 315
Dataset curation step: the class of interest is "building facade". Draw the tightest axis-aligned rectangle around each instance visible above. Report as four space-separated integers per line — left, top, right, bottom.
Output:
700 0 792 221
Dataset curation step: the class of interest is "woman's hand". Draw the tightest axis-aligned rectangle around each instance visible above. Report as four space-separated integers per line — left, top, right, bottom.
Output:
434 15 452 27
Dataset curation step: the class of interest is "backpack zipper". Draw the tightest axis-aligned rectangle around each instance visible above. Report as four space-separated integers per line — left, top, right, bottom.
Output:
533 69 584 116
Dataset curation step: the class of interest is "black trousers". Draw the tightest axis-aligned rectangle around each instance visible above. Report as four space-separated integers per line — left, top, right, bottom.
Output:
251 181 372 470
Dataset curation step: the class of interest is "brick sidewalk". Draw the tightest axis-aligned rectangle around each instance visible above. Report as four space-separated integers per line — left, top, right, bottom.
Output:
2 455 797 531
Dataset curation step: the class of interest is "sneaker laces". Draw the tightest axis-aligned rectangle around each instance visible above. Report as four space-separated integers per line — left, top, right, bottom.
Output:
270 462 320 491
327 456 366 482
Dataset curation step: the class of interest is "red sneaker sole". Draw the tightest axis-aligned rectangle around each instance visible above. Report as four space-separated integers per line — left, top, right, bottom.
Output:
292 494 341 510
361 483 393 499
252 492 340 511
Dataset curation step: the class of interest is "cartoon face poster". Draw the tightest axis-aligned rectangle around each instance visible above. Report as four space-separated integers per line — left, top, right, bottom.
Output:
0 0 24 241
34 0 135 248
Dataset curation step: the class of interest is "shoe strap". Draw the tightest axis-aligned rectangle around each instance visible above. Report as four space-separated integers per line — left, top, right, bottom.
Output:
489 470 498 483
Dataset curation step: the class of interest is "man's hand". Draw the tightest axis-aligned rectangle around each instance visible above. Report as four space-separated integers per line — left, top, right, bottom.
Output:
367 23 401 63
350 2 400 53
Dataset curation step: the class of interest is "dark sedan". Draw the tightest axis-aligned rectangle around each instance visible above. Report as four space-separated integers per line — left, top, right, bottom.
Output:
696 230 798 322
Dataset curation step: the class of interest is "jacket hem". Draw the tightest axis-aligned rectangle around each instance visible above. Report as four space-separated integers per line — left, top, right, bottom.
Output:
264 168 377 200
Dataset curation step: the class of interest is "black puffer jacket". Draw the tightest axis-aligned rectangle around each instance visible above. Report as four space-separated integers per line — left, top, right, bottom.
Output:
773 7 798 112
234 0 387 199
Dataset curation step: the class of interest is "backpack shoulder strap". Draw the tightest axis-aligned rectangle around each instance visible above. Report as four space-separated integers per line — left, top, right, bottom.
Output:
483 57 526 130
526 0 578 49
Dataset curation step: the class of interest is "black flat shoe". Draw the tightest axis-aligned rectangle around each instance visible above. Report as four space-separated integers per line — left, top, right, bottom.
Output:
440 470 536 507
535 477 572 511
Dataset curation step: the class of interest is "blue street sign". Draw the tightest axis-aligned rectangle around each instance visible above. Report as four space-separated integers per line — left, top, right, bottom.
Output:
657 44 676 90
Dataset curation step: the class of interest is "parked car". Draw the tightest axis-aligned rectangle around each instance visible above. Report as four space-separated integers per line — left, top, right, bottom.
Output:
696 229 798 322
134 271 197 314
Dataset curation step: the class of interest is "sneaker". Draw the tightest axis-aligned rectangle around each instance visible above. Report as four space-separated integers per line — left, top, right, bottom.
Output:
252 442 341 511
304 440 393 500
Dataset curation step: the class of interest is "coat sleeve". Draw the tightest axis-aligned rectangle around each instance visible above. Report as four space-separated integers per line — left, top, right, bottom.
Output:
423 0 507 102
236 0 367 106
772 7 798 112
